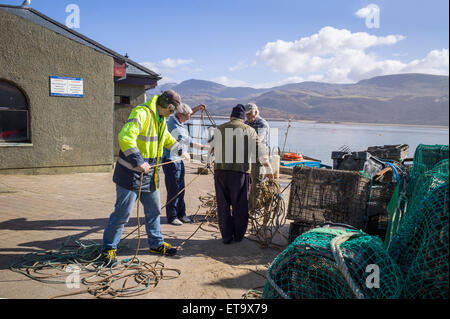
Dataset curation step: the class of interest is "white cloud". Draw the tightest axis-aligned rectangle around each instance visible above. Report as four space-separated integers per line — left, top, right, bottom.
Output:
401 49 449 75
210 76 249 87
229 60 257 72
141 62 159 73
256 26 448 83
159 58 194 68
140 58 195 74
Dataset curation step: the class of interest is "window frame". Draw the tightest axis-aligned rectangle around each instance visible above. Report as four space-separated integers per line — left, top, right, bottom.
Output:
0 80 31 145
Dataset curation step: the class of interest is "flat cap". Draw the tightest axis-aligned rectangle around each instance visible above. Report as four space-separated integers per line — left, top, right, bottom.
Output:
245 103 259 113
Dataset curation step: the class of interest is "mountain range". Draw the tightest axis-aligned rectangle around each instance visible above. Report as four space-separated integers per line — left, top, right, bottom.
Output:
147 73 449 126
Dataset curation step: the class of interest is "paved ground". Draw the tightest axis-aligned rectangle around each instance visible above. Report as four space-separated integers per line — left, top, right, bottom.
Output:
0 162 292 299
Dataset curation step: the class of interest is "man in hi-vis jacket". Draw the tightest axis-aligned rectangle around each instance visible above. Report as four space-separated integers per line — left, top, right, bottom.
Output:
101 90 188 264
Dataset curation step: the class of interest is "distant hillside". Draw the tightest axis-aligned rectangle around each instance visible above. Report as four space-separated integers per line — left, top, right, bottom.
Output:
147 73 449 126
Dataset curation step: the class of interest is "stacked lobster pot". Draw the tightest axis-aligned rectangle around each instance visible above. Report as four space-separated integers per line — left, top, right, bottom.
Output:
287 166 372 241
331 145 409 239
287 145 409 242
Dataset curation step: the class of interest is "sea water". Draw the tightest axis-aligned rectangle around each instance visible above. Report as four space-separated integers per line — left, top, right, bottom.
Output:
269 121 449 166
189 119 449 166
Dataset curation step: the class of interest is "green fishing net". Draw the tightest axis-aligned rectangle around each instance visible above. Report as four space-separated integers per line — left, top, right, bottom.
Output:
387 144 449 299
407 144 449 195
262 226 403 299
263 144 448 299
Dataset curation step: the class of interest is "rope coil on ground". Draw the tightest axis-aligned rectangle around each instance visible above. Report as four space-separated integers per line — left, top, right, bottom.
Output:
9 162 286 298
249 180 287 248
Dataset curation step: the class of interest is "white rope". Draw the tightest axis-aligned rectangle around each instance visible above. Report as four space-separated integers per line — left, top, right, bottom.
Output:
330 232 365 299
266 257 291 299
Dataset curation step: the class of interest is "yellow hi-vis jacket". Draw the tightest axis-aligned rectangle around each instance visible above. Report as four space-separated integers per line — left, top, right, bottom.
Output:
113 94 180 192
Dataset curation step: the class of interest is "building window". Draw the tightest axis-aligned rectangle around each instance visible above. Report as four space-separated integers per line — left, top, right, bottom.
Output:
114 95 131 105
0 80 29 143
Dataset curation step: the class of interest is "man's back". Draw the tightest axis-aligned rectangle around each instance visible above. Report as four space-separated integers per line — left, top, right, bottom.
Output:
212 119 266 174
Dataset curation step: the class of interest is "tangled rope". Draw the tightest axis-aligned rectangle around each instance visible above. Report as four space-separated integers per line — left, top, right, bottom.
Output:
9 238 182 299
191 193 220 234
46 173 183 299
249 180 287 248
9 163 287 298
10 167 206 299
190 179 288 248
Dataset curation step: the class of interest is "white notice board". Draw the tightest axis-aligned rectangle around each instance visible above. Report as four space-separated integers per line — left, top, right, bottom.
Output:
50 76 84 97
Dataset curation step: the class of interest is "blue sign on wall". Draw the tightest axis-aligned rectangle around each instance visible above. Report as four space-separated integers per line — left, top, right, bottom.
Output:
50 76 84 97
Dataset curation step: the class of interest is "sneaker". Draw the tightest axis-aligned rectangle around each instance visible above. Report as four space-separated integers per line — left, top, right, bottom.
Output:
180 216 192 223
170 218 183 226
101 249 118 265
149 242 177 256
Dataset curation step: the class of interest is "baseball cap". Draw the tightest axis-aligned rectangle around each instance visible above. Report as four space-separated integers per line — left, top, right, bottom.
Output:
245 103 258 113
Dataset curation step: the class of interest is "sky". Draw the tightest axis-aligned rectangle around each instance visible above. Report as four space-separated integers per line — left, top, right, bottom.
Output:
2 0 449 87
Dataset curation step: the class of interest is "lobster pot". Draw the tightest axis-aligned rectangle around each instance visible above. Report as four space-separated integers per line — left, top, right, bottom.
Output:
331 151 385 179
287 166 371 230
288 221 314 243
263 227 403 299
365 144 409 162
365 182 396 238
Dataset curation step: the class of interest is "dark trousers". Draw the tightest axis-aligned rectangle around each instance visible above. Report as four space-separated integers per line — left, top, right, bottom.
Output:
214 170 251 242
162 160 186 223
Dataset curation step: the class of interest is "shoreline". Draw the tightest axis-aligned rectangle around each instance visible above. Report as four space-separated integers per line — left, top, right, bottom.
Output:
190 115 449 129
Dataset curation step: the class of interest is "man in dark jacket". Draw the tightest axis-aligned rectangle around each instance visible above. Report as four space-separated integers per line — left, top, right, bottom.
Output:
244 103 271 213
210 104 273 244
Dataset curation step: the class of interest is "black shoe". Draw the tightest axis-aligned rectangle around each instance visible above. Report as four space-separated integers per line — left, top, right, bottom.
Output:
149 242 177 256
223 238 233 245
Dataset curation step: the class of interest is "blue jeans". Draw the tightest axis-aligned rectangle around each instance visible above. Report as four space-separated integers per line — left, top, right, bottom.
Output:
162 160 186 223
102 184 164 250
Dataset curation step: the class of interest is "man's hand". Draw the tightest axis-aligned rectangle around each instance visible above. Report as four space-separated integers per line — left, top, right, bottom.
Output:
201 144 211 151
262 161 275 181
137 162 151 174
192 104 207 114
181 152 191 161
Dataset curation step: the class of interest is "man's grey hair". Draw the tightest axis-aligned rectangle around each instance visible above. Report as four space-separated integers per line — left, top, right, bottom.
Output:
177 103 193 115
245 103 259 115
